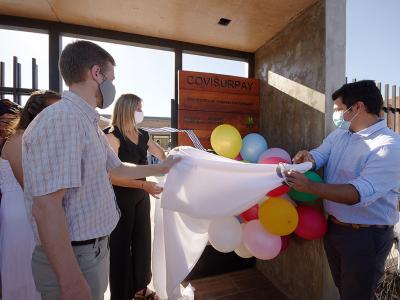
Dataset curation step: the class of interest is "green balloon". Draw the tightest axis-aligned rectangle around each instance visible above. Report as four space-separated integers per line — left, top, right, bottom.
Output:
288 171 323 202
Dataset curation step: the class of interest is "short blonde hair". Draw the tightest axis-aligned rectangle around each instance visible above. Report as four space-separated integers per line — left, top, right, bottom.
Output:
111 93 142 137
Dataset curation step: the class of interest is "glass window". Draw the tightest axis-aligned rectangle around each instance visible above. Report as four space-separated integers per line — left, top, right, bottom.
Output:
0 28 49 105
61 36 175 117
183 53 248 78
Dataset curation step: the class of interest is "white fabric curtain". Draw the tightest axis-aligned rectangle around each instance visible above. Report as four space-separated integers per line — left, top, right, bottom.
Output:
152 147 311 299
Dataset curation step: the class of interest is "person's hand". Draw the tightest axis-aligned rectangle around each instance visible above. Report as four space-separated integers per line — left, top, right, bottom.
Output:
292 150 316 166
142 181 163 199
158 155 181 174
60 275 92 300
285 170 314 193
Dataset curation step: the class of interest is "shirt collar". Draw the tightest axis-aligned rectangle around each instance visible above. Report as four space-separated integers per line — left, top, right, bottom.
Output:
62 91 100 125
354 119 386 137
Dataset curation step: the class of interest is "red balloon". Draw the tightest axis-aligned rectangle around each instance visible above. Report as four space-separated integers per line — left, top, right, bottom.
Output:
259 156 288 165
280 235 290 252
235 153 243 161
240 204 259 222
267 184 290 197
294 206 327 240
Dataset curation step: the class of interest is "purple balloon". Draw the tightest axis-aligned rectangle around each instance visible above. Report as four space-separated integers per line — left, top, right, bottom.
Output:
258 148 291 163
242 220 281 260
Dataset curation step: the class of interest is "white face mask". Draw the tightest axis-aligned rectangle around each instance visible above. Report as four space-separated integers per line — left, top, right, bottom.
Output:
134 111 144 124
332 106 359 130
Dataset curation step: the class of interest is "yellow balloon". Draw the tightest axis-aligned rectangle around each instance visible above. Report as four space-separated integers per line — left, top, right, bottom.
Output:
258 197 299 236
210 124 242 159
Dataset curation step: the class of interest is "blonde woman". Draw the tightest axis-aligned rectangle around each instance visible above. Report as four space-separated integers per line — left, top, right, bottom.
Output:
104 94 165 300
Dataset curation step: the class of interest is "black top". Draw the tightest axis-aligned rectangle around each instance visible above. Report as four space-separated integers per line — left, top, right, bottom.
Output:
103 126 149 196
104 126 149 166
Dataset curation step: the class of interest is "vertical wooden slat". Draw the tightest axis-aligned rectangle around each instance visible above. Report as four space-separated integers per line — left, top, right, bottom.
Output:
384 84 390 126
396 85 400 133
394 85 399 133
376 82 384 118
391 85 396 131
0 61 4 100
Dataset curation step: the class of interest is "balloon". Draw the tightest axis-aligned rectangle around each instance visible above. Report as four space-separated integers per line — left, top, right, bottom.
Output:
280 194 297 207
294 206 327 240
258 148 292 163
288 171 323 202
280 235 291 252
242 220 281 260
259 156 290 197
240 133 268 163
208 217 242 253
234 224 253 258
234 242 253 258
234 153 243 161
240 204 259 222
259 156 288 165
258 197 299 236
258 196 269 206
267 184 290 197
211 124 242 159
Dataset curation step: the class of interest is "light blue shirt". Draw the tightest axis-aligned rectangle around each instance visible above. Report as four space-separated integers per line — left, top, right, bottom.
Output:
310 119 400 225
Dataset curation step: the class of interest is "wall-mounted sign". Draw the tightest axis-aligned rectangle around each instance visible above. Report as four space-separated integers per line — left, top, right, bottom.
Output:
178 70 260 149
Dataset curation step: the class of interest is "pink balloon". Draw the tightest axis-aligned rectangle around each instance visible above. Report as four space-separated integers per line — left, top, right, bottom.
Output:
242 220 281 260
259 156 288 165
258 148 291 163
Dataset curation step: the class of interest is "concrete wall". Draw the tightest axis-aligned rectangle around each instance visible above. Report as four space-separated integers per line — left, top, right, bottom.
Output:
254 0 345 299
255 1 325 157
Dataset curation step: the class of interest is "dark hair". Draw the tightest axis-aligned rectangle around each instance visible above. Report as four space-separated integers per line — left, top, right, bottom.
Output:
17 90 61 130
59 40 116 86
0 99 21 117
332 80 383 116
0 99 21 139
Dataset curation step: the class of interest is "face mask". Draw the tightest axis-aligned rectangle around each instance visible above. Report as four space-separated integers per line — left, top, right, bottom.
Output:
134 111 144 124
98 73 116 109
332 106 359 130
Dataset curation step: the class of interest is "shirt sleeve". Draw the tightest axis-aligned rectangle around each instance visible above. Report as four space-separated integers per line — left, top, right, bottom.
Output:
350 144 400 207
309 130 338 170
22 115 83 196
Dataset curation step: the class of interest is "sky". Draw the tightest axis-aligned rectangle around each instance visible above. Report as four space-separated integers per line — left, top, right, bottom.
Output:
346 0 400 85
0 0 399 115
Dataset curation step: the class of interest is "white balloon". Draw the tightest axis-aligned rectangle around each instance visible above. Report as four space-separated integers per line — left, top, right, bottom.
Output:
234 242 253 258
208 217 242 253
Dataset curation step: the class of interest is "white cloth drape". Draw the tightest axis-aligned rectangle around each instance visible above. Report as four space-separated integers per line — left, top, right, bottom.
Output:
152 147 311 299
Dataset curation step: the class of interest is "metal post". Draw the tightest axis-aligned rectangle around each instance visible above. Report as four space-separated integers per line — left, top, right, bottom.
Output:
172 49 182 147
32 58 38 90
49 29 61 92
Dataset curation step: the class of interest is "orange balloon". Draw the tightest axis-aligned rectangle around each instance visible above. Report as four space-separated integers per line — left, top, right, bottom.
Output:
258 197 299 236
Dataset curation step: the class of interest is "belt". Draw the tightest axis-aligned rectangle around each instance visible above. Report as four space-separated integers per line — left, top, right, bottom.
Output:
329 215 392 230
71 236 108 246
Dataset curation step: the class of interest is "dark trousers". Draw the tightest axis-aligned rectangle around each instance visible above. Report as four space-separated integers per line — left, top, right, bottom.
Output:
323 219 394 300
109 190 152 300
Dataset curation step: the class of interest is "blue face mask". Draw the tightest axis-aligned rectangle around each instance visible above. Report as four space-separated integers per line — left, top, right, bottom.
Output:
332 106 359 130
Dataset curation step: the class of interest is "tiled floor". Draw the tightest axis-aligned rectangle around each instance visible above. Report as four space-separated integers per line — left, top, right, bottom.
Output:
187 268 289 300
